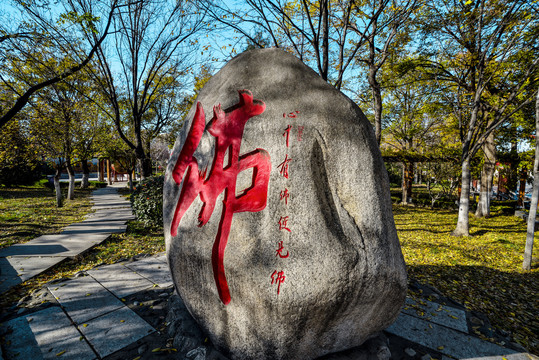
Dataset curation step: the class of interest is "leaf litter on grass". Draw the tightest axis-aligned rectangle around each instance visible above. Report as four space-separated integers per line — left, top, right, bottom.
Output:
395 205 539 354
0 185 94 248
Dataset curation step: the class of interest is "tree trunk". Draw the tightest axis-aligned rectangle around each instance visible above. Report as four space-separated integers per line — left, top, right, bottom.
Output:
453 156 471 236
401 162 413 204
66 161 75 200
128 172 134 192
320 0 329 81
523 89 539 270
54 168 63 208
138 156 153 179
81 160 90 188
517 167 527 207
98 159 104 182
506 127 520 196
368 66 382 146
475 131 496 217
106 159 112 185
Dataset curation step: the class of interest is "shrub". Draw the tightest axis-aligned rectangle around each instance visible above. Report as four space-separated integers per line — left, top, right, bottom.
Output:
88 181 108 188
34 178 51 188
131 175 164 228
0 122 42 186
385 163 402 186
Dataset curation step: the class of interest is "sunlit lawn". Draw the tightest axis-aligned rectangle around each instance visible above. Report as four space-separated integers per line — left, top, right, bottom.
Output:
0 183 94 248
394 205 539 353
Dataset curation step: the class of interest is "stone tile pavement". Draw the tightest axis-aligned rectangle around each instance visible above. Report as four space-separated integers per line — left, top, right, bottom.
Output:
0 184 134 294
1 254 172 360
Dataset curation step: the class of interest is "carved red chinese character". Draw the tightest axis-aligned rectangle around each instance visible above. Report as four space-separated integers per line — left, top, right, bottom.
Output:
275 240 289 258
271 270 286 294
283 125 292 147
170 90 271 305
297 126 304 141
282 111 299 118
278 154 292 178
278 216 291 232
279 188 290 205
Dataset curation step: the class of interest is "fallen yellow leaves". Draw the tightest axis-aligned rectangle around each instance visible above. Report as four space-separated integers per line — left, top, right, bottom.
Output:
395 205 539 354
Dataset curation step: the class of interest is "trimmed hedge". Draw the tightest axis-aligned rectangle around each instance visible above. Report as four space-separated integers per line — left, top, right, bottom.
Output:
130 175 164 228
42 179 108 189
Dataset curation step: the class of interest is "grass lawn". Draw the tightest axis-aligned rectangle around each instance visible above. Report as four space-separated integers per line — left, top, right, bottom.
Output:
0 183 94 248
395 205 539 353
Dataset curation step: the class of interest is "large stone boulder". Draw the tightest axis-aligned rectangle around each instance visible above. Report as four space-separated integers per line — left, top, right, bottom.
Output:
163 48 407 360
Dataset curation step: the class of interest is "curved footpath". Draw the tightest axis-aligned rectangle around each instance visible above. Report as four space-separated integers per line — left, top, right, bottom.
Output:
0 183 174 360
0 185 537 360
0 183 133 293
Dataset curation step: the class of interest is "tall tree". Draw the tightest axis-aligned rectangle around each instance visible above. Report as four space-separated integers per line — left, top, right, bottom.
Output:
348 0 420 145
382 65 449 204
26 62 97 204
474 122 496 218
420 0 539 236
86 0 204 178
3 37 94 204
523 88 539 271
0 0 121 129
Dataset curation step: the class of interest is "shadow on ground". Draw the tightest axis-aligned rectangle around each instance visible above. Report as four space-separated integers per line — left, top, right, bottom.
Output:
407 264 539 354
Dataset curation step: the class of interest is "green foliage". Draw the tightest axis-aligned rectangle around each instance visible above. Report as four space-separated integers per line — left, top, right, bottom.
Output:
41 179 107 190
390 186 458 209
33 178 51 188
0 121 41 186
88 180 108 188
385 162 402 187
490 200 517 216
58 11 100 34
131 176 164 228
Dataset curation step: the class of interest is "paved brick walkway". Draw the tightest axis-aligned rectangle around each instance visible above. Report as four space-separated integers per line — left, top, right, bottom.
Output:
1 254 172 360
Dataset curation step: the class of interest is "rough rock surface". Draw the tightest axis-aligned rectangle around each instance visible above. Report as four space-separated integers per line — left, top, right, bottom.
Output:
163 48 407 360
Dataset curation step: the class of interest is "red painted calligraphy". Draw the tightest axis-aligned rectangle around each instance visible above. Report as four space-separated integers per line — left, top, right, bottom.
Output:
297 126 304 142
271 270 286 294
283 125 292 147
170 90 271 305
275 241 289 258
278 154 292 179
283 111 299 118
279 188 290 205
278 216 291 232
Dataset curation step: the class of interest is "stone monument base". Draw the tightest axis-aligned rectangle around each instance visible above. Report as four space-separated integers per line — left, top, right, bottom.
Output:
166 292 391 360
